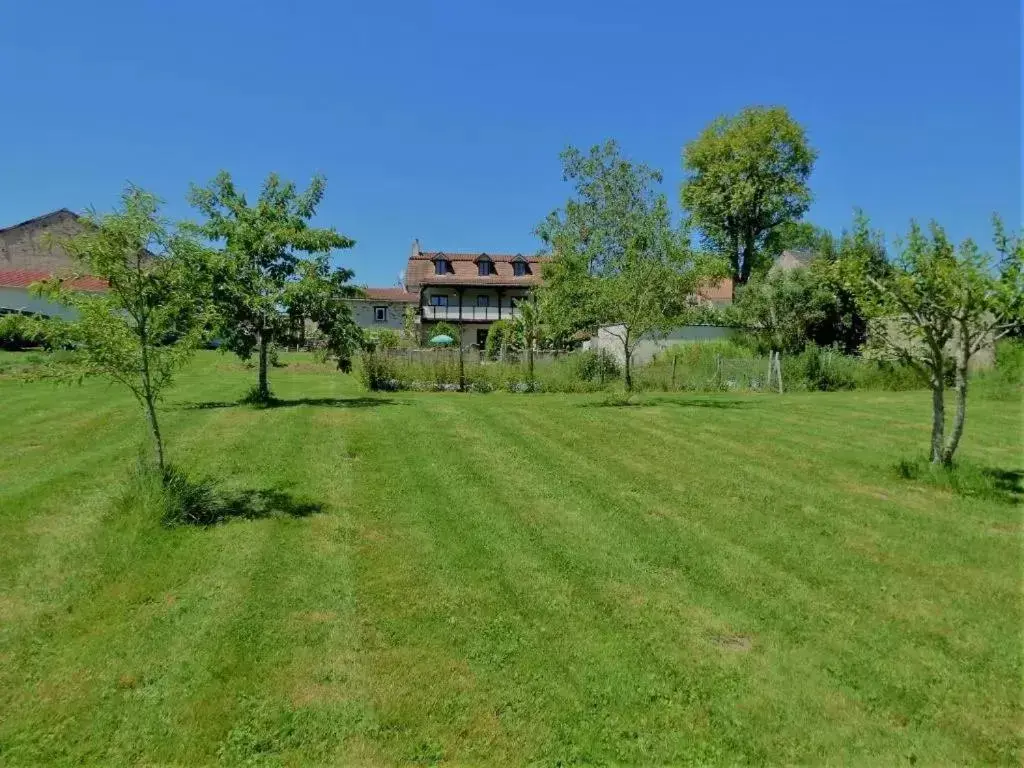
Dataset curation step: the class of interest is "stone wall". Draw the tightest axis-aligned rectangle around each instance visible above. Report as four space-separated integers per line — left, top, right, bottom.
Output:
0 211 84 272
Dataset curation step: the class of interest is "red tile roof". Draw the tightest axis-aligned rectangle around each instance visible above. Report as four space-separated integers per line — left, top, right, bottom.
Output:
407 250 550 288
416 251 541 263
0 270 107 292
362 287 417 302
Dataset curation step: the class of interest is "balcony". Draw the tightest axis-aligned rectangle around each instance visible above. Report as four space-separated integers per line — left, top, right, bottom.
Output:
421 305 520 321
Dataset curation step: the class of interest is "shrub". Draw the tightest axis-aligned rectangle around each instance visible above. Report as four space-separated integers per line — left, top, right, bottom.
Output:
484 320 518 359
363 328 401 352
849 359 923 391
784 346 857 392
356 342 932 395
358 351 400 391
634 341 753 391
570 349 620 382
0 313 51 350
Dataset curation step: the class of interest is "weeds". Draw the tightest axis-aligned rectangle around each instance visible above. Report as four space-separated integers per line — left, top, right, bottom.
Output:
893 457 1022 505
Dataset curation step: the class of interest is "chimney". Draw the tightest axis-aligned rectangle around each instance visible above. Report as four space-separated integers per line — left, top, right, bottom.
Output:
410 238 421 259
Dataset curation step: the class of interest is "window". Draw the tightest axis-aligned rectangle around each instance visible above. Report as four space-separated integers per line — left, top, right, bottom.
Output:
429 295 448 307
373 306 387 323
476 295 490 307
476 329 489 348
509 296 521 309
477 260 492 276
512 261 529 277
434 259 451 275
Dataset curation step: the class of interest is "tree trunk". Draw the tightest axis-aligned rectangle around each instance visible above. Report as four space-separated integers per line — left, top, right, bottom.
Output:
623 350 632 392
929 379 945 465
527 341 534 382
138 316 165 472
458 326 466 392
144 389 165 472
729 221 741 283
258 333 270 402
942 357 969 466
739 229 756 284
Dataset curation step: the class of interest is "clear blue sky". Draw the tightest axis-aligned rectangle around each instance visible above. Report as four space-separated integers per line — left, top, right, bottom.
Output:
1 0 1019 287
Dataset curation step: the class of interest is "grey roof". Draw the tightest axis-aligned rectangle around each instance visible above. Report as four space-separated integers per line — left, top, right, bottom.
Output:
779 249 817 267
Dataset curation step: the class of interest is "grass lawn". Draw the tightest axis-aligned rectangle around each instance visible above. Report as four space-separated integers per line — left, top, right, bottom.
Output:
0 351 1020 765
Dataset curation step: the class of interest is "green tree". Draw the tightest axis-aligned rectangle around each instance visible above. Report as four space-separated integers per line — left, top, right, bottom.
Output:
36 187 211 470
846 219 1023 466
484 319 517 360
188 171 358 402
731 267 840 354
402 304 420 347
286 255 363 370
682 106 817 284
363 327 400 352
539 141 721 390
807 211 890 353
765 220 828 264
513 296 543 381
734 212 891 354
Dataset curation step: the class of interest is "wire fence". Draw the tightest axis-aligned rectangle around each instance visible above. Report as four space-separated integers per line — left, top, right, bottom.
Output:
714 352 783 392
379 347 565 366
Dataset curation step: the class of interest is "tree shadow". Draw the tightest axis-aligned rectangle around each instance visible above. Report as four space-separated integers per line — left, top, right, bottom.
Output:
155 464 328 527
581 395 754 409
180 396 402 410
162 475 326 527
219 488 324 521
982 468 1023 502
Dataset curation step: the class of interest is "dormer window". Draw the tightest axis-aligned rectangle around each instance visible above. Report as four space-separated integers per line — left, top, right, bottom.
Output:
476 254 494 277
432 253 452 275
511 255 530 277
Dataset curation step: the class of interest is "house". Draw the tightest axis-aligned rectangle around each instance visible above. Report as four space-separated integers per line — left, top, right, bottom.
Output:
770 249 817 274
355 239 737 349
356 240 550 349
0 209 103 318
348 287 418 332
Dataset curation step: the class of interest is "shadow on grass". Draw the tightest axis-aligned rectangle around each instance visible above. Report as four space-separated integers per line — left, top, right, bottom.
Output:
180 396 401 410
894 458 1022 505
219 488 323 520
151 466 325 527
982 468 1023 501
581 395 754 409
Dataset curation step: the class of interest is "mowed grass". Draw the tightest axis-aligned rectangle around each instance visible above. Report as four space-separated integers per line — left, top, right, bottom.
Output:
0 352 1020 765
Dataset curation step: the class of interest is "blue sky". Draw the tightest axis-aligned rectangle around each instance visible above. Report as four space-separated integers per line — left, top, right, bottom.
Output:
1 0 1019 287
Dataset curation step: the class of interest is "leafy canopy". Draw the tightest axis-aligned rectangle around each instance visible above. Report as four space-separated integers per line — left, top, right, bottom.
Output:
731 267 840 355
188 171 360 394
845 217 1023 464
538 141 723 388
733 211 891 354
35 187 211 468
484 319 519 359
682 106 816 283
